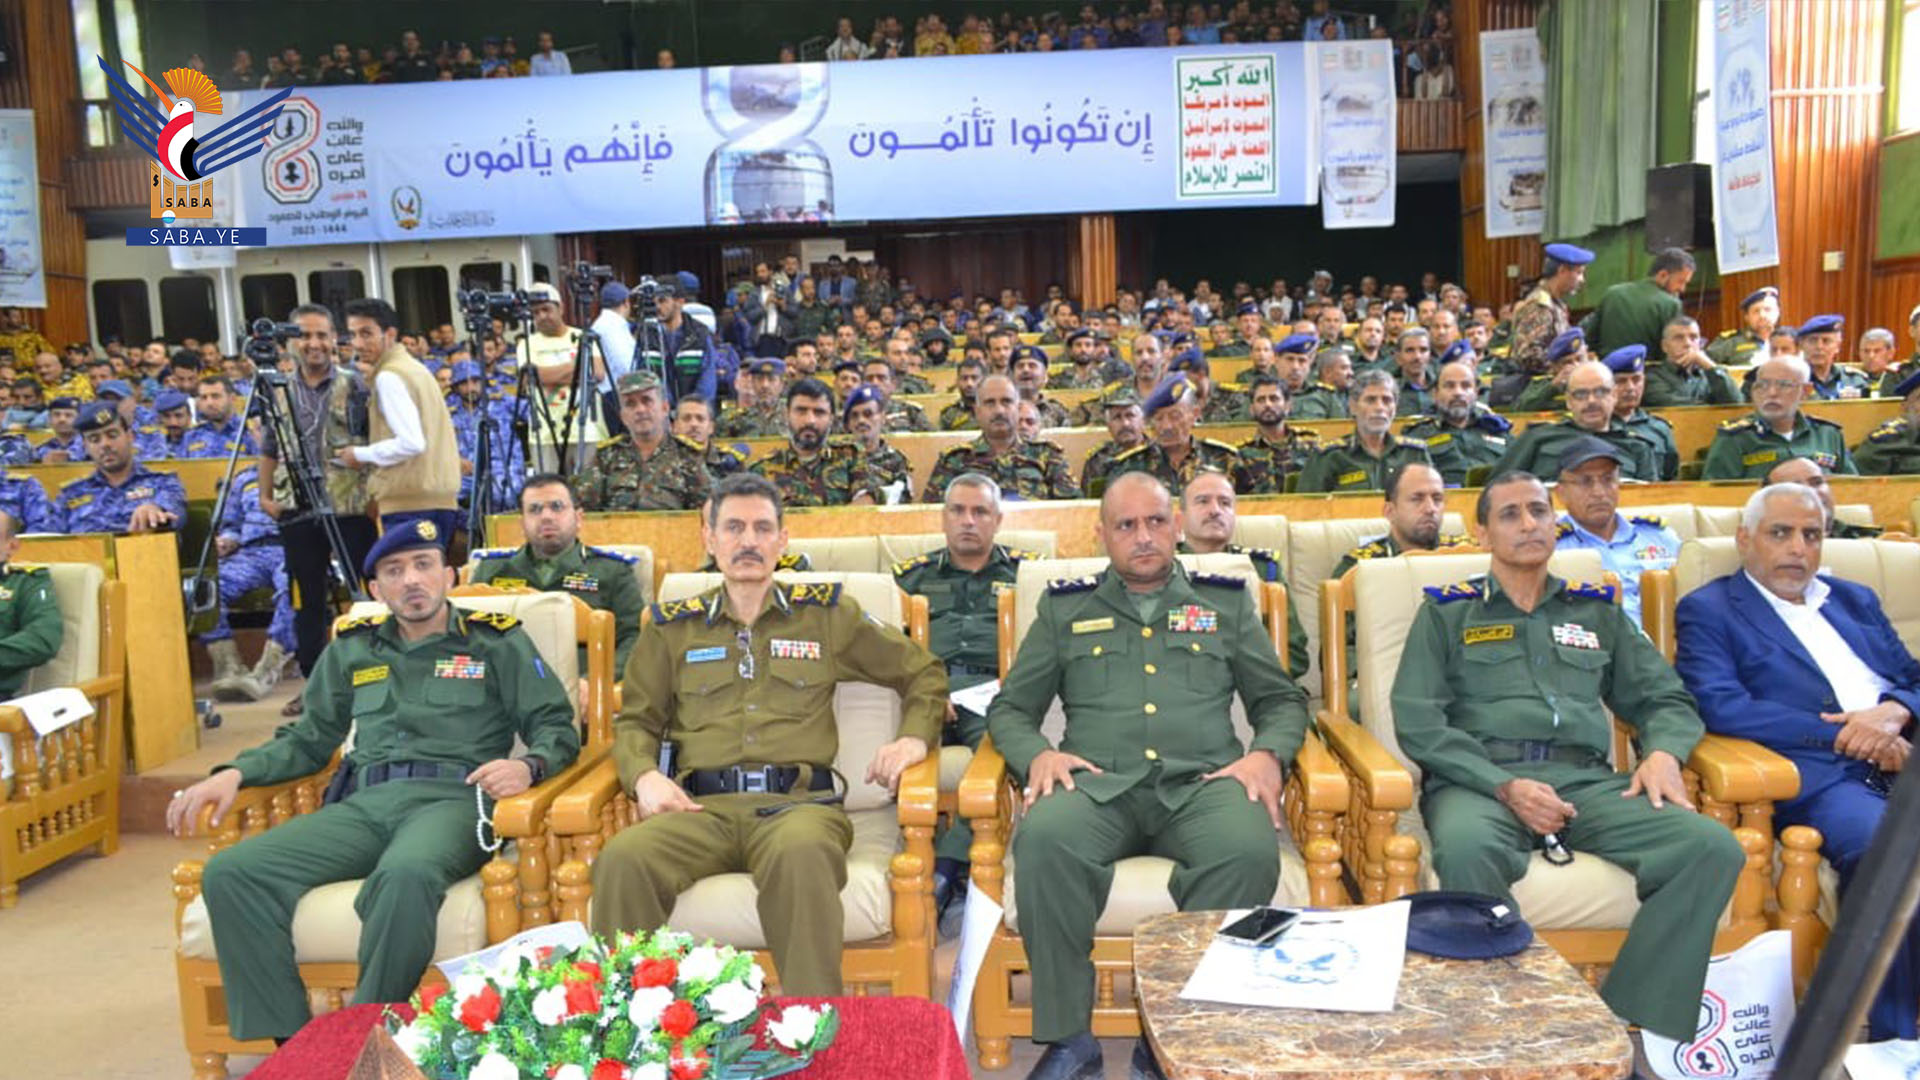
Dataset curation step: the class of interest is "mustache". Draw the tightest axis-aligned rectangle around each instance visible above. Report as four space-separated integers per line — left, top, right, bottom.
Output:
731 551 765 564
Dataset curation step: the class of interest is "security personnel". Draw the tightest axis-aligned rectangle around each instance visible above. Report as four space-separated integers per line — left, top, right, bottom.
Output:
1111 375 1250 497
1702 355 1857 479
449 360 524 516
1391 471 1745 1042
1176 470 1309 680
922 374 1080 501
1078 386 1149 499
1289 348 1353 421
748 378 876 507
577 371 713 512
1576 247 1691 359
1797 314 1873 401
1645 315 1743 409
861 355 932 434
0 466 55 534
671 396 749 480
1169 349 1247 423
1011 346 1073 429
988 472 1308 1080
1402 360 1510 485
841 384 913 502
1705 286 1778 368
1049 327 1112 390
1600 345 1680 480
1491 361 1660 482
155 388 193 457
179 377 259 459
203 466 299 702
1236 373 1319 493
93 379 170 459
0 509 62 697
469 473 645 671
1551 438 1680 626
1854 369 1920 475
1297 371 1432 493
938 358 988 430
51 403 187 534
591 473 945 997
168 520 579 1042
1507 242 1593 375
32 397 84 463
1765 456 1885 539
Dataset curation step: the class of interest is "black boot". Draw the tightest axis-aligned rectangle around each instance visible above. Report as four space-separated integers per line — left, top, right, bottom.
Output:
1130 1037 1168 1080
1023 1031 1103 1080
932 857 968 940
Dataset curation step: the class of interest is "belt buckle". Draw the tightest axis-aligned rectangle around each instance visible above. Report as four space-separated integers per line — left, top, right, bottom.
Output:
1525 743 1551 763
740 768 769 794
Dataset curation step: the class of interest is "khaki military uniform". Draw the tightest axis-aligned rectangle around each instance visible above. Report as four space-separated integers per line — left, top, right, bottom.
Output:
1493 418 1660 483
1111 438 1250 498
576 434 712 512
1235 428 1320 493
0 562 62 697
921 436 1081 502
1855 417 1920 475
1288 382 1350 420
591 581 944 996
1700 412 1857 480
749 442 876 507
1296 434 1433 493
1401 410 1512 486
469 541 646 671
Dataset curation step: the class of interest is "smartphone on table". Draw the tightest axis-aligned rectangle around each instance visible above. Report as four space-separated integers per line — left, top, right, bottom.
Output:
1217 906 1303 947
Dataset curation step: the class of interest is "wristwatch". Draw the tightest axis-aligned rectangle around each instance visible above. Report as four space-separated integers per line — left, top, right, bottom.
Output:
517 755 547 786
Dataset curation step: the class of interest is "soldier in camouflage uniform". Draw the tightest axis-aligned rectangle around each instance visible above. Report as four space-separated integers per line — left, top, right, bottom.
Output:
748 378 877 507
862 354 932 433
938 358 987 431
1071 333 1167 426
1079 386 1149 500
1111 375 1253 497
1011 346 1072 429
1049 327 1115 390
1297 372 1434 493
1506 243 1593 377
1169 349 1248 423
1236 373 1318 494
841 384 914 503
1176 470 1309 680
717 358 790 439
922 374 1080 501
671 396 748 479
576 372 713 512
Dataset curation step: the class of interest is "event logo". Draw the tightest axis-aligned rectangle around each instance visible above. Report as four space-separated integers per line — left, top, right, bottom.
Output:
391 186 422 230
98 56 288 246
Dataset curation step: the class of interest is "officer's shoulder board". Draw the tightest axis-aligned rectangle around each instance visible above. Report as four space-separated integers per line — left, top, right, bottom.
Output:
891 552 932 577
652 597 705 624
1199 437 1240 454
1422 580 1484 605
673 434 706 454
1112 444 1150 463
470 547 516 561
1555 520 1574 539
777 552 812 571
585 545 638 565
464 610 521 634
8 561 48 575
1438 533 1474 549
1718 415 1761 433
1190 572 1246 591
1714 328 1740 340
1004 547 1043 562
1564 580 1619 604
1869 418 1913 443
1348 533 1392 561
789 582 841 607
1047 574 1100 595
1806 412 1845 431
337 612 389 635
1394 435 1428 451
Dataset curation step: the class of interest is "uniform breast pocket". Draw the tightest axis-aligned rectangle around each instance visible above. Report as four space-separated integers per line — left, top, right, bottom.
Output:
1552 646 1609 699
1460 642 1532 697
1061 634 1129 699
352 677 393 719
767 658 835 716
678 664 735 709
425 676 488 708
1178 636 1232 691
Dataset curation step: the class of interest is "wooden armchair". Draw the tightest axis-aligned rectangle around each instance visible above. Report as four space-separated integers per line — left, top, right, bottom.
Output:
546 571 941 999
0 564 128 907
962 554 1349 1070
171 588 615 1080
1316 549 1780 986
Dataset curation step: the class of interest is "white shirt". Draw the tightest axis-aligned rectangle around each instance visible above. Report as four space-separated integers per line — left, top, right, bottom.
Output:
590 308 636 393
825 35 873 61
359 371 425 467
1745 572 1892 712
683 300 716 333
529 50 572 77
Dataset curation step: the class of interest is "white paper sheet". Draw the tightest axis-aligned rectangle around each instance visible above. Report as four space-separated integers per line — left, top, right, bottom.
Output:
0 687 93 780
1178 902 1410 1012
945 882 1003 1045
434 920 593 982
948 679 1000 717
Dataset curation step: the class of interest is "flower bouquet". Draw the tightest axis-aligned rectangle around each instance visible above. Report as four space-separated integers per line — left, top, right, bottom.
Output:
385 927 839 1080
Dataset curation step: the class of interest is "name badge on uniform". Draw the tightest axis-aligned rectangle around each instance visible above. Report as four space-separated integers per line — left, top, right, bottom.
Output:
1741 449 1779 467
1463 624 1514 645
352 665 390 686
562 572 599 593
1551 623 1600 650
686 646 727 663
1072 617 1115 634
491 576 528 590
1167 605 1217 633
127 487 153 499
434 655 488 679
770 638 821 660
1337 470 1367 487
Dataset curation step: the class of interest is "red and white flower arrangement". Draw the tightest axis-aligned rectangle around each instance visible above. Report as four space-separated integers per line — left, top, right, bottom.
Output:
386 928 838 1080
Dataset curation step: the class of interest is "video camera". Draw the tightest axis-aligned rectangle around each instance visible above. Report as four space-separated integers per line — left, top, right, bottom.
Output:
567 261 615 307
242 317 298 367
458 287 528 338
632 274 663 322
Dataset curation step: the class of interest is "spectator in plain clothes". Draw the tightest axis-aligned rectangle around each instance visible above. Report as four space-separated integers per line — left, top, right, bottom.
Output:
530 31 571 76
826 18 873 60
1413 44 1456 99
656 48 677 69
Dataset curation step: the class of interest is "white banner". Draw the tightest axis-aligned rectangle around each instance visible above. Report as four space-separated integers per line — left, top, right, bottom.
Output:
0 110 45 308
1478 29 1546 239
1711 0 1780 274
1315 40 1396 229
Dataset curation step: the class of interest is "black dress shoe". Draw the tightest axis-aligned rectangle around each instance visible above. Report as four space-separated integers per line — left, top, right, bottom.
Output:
1024 1032 1103 1080
1131 1037 1169 1080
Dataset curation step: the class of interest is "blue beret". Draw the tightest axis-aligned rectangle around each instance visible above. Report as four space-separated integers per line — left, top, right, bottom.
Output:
451 360 484 384
1799 314 1843 337
1275 333 1318 355
363 517 447 576
675 271 700 297
1543 242 1595 266
154 389 191 413
1437 340 1474 366
1237 300 1262 316
1894 368 1920 399
1141 374 1194 418
48 396 80 411
842 383 884 422
94 379 134 400
1601 344 1646 375
599 281 630 307
1169 347 1207 373
748 357 786 376
1740 286 1779 310
1013 344 1049 364
1545 327 1585 364
74 401 121 433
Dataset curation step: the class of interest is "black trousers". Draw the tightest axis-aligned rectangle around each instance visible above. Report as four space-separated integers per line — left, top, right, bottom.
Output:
281 513 378 677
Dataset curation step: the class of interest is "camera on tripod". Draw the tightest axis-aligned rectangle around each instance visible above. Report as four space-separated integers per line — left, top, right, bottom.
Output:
242 317 298 367
458 287 528 339
631 275 664 321
567 261 615 307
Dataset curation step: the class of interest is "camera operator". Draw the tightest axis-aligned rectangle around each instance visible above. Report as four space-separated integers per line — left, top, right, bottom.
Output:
334 298 460 543
637 280 717 408
590 281 637 439
524 282 602 471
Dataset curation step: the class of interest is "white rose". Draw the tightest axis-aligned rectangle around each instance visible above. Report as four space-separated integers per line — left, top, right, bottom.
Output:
628 985 674 1031
469 1052 519 1080
745 962 766 995
678 945 726 984
531 985 569 1026
452 972 493 1004
767 1004 822 1050
390 1023 433 1064
632 1064 668 1080
704 980 759 1024
552 1066 587 1080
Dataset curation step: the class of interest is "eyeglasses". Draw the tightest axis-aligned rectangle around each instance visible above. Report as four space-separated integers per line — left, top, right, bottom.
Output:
1752 378 1805 395
736 628 755 680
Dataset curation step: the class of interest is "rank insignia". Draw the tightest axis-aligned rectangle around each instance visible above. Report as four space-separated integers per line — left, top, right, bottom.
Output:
1551 623 1601 650
434 654 487 678
562 572 600 593
1168 605 1218 633
770 638 822 660
490 577 528 590
352 664 390 686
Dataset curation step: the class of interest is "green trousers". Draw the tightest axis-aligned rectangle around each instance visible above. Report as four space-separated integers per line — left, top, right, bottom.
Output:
590 795 853 996
936 706 989 865
200 778 487 1040
1422 766 1746 1041
1013 777 1280 1042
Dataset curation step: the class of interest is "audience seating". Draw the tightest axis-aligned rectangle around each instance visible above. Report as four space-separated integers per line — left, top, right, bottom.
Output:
461 543 656 605
960 553 1350 1069
547 571 942 999
0 564 128 908
170 589 615 1080
879 529 1058 566
1315 550 1781 985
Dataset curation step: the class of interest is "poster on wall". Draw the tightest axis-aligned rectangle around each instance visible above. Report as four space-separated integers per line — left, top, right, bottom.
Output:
1711 0 1780 274
0 109 45 308
1478 29 1547 239
1315 40 1396 229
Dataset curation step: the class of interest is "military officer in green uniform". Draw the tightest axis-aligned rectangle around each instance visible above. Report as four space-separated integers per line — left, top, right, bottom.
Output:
717 359 790 439
1402 361 1511 485
1391 471 1745 1042
1765 456 1885 538
1111 375 1252 497
469 473 646 671
1492 361 1660 482
748 378 877 507
1236 373 1319 493
841 384 913 503
1593 345 1681 481
938 358 988 431
1504 328 1586 413
0 510 61 696
590 473 945 997
1798 315 1874 400
1329 463 1473 581
170 520 579 1041
1297 371 1433 493
988 472 1308 1080
576 371 713 512
1048 328 1113 390
1011 346 1073 429
1289 348 1354 421
1704 286 1779 368
1391 328 1438 417
1854 369 1920 475
1702 356 1858 479
1645 316 1743 409
922 375 1081 501
1078 386 1148 500
1169 350 1248 423
1576 247 1690 358
1176 470 1308 680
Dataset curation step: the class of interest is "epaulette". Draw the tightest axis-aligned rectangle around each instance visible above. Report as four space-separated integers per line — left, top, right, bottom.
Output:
1806 413 1843 429
673 434 706 453
651 597 704 624
891 552 932 576
1422 581 1484 604
596 434 625 448
1113 444 1150 463
337 613 388 634
1869 419 1912 443
1718 415 1760 433
464 610 521 633
1191 572 1246 590
1200 437 1240 453
1438 533 1473 548
1564 580 1618 604
789 582 841 607
1348 535 1392 560
1715 328 1739 340
1004 547 1042 561
1627 514 1666 529
1309 381 1337 393
586 545 638 565
777 552 812 571
8 562 47 573
470 547 515 561
1047 575 1100 595
1556 521 1574 538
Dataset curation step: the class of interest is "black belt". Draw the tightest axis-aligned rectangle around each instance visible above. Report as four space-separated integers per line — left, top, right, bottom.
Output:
683 763 835 797
242 536 283 549
358 760 470 786
1481 738 1606 768
946 661 997 678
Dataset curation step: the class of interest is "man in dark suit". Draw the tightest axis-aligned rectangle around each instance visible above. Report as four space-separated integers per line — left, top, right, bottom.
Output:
1675 481 1920 1064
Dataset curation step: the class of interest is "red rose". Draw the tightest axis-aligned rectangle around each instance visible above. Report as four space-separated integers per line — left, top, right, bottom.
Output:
564 977 601 1018
457 983 502 1033
659 999 698 1039
591 1061 628 1080
634 957 678 989
574 961 602 982
416 984 446 1013
669 1053 708 1080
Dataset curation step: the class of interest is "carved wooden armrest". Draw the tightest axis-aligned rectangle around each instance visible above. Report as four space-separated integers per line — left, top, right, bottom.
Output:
1314 709 1415 811
1687 735 1802 807
492 748 610 839
191 754 343 857
957 734 1009 823
895 752 940 830
550 756 624 837
1291 729 1350 815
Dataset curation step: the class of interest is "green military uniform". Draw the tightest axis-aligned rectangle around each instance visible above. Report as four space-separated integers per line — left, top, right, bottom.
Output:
0 563 61 697
1643 358 1743 409
1617 409 1680 481
1111 438 1250 497
717 402 786 439
1700 412 1857 480
469 542 646 671
1176 542 1308 680
898 372 934 395
884 399 932 434
1509 375 1565 414
1832 519 1884 539
1330 532 1475 583
701 441 748 479
1395 379 1435 418
921 436 1081 502
201 605 578 1039
576 434 712 512
1033 396 1072 429
1578 279 1680 358
1071 380 1155 426
1288 382 1350 420
591 581 944 996
1049 364 1107 391
1390 574 1745 1040
936 396 977 431
1296 434 1433 493
1350 349 1392 376
1198 386 1250 423
1236 428 1320 493
1208 341 1251 359
748 442 875 507
1704 327 1766 368
1873 361 1918 398
1493 418 1660 482
1401 411 1511 486
1854 417 1920 475
986 565 1308 1042
1079 439 1144 500
1808 364 1873 401
855 438 913 501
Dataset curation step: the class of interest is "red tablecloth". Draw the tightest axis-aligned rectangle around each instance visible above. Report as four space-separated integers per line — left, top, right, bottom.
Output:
249 996 969 1080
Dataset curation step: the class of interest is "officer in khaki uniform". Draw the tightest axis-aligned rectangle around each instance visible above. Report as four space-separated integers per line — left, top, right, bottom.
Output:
170 520 579 1040
1391 473 1744 1041
988 472 1308 1080
591 473 945 997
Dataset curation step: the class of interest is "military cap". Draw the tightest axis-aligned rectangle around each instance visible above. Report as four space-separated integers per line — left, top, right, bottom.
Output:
1601 344 1646 376
1275 332 1318 355
93 379 135 400
1798 314 1843 337
1169 347 1208 374
451 360 484 384
675 271 701 297
1102 385 1142 409
1012 344 1049 365
155 389 192 414
747 357 786 376
1403 891 1533 960
1437 340 1474 366
1543 242 1595 266
1237 300 1262 316
599 281 630 307
919 326 954 345
525 282 563 305
1740 286 1779 310
1065 327 1096 345
1557 434 1628 475
831 358 860 375
617 370 663 395
421 360 445 376
1141 374 1195 418
842 383 884 422
48 396 80 411
75 401 122 434
1892 368 1920 399
1545 327 1585 364
363 517 445 576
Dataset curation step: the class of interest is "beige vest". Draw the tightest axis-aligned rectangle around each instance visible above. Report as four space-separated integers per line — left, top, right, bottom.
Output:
368 345 459 513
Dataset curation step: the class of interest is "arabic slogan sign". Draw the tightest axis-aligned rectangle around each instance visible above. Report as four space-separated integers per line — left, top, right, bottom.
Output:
0 110 45 307
1314 40 1396 229
1710 0 1780 275
231 45 1317 247
1478 28 1547 239
1641 931 1793 1079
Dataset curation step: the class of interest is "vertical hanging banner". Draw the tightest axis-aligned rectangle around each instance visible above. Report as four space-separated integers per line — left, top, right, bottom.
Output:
1315 40 1396 229
1711 0 1780 274
0 110 46 308
1478 29 1547 238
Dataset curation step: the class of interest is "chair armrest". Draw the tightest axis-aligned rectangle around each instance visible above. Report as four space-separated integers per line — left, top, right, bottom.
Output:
189 752 344 855
958 734 1009 821
896 751 939 829
0 704 24 737
550 756 624 835
0 670 125 736
1688 734 1802 806
492 747 611 837
1291 728 1349 814
1314 709 1415 811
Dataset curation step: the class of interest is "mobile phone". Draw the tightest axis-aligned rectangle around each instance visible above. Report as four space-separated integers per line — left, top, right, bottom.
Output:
1217 906 1303 946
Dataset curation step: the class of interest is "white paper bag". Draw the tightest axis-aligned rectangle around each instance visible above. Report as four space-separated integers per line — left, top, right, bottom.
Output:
1643 930 1796 1079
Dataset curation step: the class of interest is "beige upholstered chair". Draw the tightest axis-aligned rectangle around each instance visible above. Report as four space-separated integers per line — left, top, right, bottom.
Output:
1693 504 1873 538
962 553 1352 1069
547 571 941 999
172 589 616 1080
0 564 128 907
879 529 1059 566
1315 549 1778 985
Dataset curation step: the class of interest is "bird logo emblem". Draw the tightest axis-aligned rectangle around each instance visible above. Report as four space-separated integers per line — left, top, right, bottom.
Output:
98 57 291 221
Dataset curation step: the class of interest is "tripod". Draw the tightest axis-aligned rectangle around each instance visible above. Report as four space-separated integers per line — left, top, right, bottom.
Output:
249 369 366 601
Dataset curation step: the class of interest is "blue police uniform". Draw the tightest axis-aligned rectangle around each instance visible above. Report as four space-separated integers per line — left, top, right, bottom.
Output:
0 434 31 466
204 466 295 653
1553 512 1680 626
52 464 188 533
451 401 524 510
0 473 55 532
179 415 258 459
130 424 172 461
32 434 84 462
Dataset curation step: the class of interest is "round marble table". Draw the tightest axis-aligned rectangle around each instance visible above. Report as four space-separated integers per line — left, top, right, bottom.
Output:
1133 910 1634 1079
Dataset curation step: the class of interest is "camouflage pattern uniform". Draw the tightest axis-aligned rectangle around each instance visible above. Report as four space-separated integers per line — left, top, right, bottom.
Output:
1110 437 1252 497
701 441 749 479
854 438 914 501
1049 364 1108 391
937 397 978 431
748 442 876 506
576 434 713 512
1079 439 1145 499
1198 386 1250 423
1236 428 1321 493
717 403 787 439
921 436 1081 502
885 398 933 433
1507 286 1569 375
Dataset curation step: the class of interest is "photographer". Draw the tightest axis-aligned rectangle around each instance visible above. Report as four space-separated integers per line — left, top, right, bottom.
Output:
635 280 716 408
524 282 602 472
590 281 637 439
334 298 460 544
